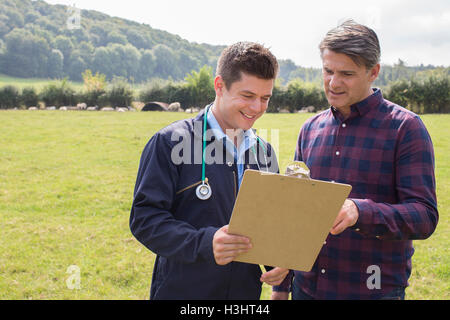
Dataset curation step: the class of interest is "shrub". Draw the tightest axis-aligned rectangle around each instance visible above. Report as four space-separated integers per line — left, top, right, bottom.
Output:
385 71 450 114
106 77 134 107
0 85 21 109
40 79 77 107
81 69 107 106
21 87 39 107
139 79 170 103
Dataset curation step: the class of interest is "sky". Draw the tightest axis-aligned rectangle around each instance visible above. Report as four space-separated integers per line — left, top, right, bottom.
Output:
44 0 450 68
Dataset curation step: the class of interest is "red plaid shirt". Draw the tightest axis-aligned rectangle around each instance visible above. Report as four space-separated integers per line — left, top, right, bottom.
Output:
274 89 438 299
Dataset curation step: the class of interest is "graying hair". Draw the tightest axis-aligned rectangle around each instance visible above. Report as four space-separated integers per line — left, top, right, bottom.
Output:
319 20 381 69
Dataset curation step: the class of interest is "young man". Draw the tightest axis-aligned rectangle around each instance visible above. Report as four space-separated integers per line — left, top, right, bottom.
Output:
273 20 438 300
130 42 288 300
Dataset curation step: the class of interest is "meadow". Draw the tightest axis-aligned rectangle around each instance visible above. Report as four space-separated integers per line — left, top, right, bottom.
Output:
0 74 84 92
0 110 448 300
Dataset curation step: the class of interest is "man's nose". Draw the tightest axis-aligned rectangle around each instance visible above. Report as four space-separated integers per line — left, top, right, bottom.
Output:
328 75 341 89
249 98 263 113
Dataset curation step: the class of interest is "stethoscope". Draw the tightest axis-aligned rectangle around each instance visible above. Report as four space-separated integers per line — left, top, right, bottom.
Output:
196 106 269 201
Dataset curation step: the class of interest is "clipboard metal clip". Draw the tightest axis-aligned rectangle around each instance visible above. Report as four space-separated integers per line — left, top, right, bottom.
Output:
285 161 311 179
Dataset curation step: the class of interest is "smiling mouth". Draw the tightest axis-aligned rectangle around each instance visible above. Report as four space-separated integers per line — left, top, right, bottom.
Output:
329 90 345 96
240 112 257 119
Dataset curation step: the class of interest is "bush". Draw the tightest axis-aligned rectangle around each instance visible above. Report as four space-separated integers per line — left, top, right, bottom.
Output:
185 65 215 108
106 77 134 107
21 87 39 107
139 79 170 103
79 89 106 107
385 71 450 114
0 85 21 109
40 79 77 107
81 69 107 106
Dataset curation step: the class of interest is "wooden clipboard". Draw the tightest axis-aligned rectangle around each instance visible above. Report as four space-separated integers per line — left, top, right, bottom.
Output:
228 170 352 271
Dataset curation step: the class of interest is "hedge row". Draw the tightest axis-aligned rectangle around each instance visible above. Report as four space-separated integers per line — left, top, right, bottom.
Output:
0 79 133 109
1 70 449 113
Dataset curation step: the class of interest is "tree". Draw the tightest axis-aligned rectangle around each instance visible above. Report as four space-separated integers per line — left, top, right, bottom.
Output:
40 79 77 107
90 24 109 47
92 46 113 78
81 69 107 106
3 28 50 77
139 50 156 82
107 77 134 107
67 54 87 81
286 79 306 112
21 87 39 107
106 31 127 45
178 49 200 78
48 49 64 78
185 65 215 108
268 83 288 112
119 44 141 81
0 85 20 109
278 59 298 83
126 29 152 49
53 35 74 69
152 44 180 79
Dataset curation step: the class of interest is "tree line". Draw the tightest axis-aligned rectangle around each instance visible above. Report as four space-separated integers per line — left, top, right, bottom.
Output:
1 66 448 114
0 0 223 82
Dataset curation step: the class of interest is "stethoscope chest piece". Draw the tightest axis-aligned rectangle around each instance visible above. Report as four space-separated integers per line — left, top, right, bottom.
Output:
196 182 212 200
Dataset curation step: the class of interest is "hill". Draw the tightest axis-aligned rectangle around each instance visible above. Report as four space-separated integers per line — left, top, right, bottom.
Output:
0 0 447 85
0 0 225 82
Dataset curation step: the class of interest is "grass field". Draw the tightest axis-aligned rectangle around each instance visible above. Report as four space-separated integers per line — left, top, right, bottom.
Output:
0 74 154 93
0 110 448 300
0 74 84 92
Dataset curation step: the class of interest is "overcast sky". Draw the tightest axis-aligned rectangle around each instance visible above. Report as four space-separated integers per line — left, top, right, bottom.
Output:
45 0 450 68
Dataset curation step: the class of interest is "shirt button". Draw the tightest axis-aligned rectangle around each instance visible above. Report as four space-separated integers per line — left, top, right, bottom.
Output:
321 269 326 274
342 123 347 128
323 240 327 245
355 228 360 232
227 161 233 167
335 151 340 156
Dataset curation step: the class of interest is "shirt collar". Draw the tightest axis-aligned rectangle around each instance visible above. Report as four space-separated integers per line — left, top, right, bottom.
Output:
207 106 257 155
331 88 383 120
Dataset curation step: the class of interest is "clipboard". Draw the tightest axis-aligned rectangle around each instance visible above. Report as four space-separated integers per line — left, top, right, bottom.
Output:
228 170 352 271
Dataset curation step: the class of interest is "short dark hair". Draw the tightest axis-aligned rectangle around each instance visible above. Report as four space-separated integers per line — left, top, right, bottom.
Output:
216 42 279 89
319 20 381 69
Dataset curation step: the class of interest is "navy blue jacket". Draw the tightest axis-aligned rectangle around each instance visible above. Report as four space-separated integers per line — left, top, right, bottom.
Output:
130 109 278 300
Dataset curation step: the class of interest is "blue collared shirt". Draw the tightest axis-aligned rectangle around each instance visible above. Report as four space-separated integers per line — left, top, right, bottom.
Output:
207 108 257 187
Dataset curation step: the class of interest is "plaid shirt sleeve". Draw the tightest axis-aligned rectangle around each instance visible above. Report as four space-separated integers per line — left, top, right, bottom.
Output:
352 115 438 240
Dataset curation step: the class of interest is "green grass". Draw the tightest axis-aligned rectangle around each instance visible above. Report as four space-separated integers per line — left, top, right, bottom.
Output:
0 74 84 92
0 110 448 300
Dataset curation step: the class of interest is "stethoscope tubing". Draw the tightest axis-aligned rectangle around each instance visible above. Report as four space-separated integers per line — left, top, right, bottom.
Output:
196 106 268 200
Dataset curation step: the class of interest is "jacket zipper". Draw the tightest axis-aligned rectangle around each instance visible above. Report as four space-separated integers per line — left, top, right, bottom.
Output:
232 171 237 199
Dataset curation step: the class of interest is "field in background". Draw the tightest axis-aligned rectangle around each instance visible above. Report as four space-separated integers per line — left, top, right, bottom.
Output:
0 110 448 300
0 74 84 92
0 73 159 94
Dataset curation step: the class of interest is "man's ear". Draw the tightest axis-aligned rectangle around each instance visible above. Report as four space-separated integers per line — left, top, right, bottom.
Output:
214 75 225 96
369 63 381 82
